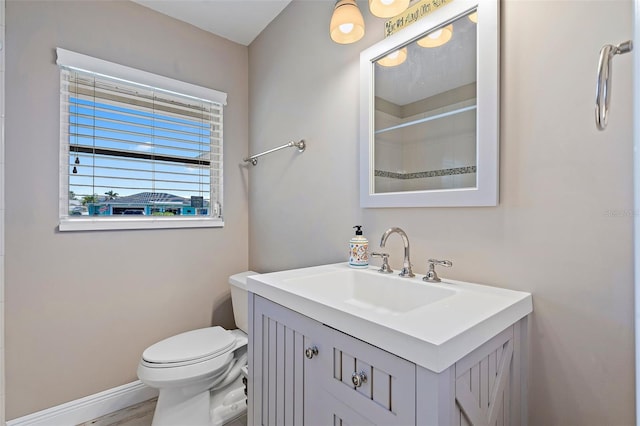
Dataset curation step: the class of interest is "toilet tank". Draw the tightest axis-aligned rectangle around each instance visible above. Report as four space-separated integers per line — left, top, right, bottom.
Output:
229 271 257 333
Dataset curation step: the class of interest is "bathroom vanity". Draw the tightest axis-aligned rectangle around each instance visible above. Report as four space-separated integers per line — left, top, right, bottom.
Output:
247 263 532 426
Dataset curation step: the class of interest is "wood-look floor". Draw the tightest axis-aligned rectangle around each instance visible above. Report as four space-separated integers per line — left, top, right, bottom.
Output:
77 398 157 426
77 398 247 426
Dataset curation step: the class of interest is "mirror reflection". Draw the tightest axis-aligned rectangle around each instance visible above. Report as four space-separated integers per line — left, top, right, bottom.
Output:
373 11 477 194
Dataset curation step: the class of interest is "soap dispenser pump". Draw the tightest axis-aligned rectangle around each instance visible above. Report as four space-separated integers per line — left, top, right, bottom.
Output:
349 225 369 269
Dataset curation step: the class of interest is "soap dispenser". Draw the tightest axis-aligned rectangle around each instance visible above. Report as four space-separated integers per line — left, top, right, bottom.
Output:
349 225 369 269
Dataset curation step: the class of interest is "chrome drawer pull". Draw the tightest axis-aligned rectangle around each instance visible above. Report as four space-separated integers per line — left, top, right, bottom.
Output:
305 346 318 359
351 371 368 387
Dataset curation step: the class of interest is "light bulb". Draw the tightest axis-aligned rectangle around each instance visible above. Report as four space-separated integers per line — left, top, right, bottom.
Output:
428 29 443 39
339 23 354 34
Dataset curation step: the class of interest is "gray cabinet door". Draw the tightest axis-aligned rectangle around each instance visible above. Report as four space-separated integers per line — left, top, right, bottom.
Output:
251 295 324 426
453 324 523 426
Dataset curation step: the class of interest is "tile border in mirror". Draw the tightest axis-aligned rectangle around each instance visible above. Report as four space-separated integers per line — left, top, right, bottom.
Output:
375 166 476 180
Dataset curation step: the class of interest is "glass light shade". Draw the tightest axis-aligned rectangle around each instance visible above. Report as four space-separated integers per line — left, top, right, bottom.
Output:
468 11 478 23
376 47 408 67
330 0 365 44
417 24 453 48
369 0 410 18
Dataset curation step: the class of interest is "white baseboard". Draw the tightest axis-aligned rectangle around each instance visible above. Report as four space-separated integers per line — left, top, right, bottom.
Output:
6 380 159 426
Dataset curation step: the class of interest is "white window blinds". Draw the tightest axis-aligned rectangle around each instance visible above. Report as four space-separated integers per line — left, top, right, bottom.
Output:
57 49 226 230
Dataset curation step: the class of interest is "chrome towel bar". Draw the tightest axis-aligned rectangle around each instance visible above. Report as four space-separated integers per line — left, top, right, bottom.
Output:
243 140 306 166
595 40 632 131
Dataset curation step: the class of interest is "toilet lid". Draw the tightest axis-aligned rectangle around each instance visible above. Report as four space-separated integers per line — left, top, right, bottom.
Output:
142 326 236 364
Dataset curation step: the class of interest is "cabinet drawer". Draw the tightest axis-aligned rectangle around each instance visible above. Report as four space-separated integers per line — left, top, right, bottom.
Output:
314 326 416 425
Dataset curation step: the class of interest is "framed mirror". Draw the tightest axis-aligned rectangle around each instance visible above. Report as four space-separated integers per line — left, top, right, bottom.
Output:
359 0 499 207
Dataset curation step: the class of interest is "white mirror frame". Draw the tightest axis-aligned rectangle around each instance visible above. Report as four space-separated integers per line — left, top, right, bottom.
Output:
359 0 499 207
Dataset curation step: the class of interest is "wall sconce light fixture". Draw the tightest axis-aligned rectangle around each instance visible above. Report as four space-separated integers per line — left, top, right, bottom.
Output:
369 0 410 18
330 0 365 44
376 47 408 67
417 24 453 48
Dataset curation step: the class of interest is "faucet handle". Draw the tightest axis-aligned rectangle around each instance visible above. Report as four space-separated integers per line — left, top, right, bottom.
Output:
371 252 393 274
423 259 452 283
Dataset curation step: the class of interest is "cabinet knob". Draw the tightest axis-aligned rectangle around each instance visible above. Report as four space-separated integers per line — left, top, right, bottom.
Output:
351 370 368 387
305 346 318 359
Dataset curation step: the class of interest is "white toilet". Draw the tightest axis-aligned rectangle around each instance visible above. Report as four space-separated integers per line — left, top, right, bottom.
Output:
137 271 256 426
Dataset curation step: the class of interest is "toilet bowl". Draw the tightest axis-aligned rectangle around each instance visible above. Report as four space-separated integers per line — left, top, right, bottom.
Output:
137 271 256 426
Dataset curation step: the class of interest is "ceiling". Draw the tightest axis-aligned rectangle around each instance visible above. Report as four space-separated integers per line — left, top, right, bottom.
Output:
130 0 293 46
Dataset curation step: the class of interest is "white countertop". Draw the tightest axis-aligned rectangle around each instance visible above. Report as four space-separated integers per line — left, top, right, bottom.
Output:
247 263 532 372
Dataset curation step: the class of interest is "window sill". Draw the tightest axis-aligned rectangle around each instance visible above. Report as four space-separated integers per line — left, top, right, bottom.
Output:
59 216 224 232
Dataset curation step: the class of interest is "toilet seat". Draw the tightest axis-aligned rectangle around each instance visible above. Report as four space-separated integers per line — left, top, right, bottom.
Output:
142 327 236 368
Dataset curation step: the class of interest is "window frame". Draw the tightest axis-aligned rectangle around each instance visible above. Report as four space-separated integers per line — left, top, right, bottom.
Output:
56 48 227 232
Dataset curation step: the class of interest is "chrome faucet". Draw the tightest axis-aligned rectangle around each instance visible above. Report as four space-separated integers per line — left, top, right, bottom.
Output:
380 227 415 278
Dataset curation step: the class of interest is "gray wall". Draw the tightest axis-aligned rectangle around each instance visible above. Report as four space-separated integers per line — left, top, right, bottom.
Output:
249 0 634 424
5 0 249 419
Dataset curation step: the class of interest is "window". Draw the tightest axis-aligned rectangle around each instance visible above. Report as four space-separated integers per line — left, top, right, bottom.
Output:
56 48 226 231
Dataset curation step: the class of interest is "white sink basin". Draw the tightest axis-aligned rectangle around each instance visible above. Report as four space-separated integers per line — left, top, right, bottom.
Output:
248 263 532 372
283 269 456 315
